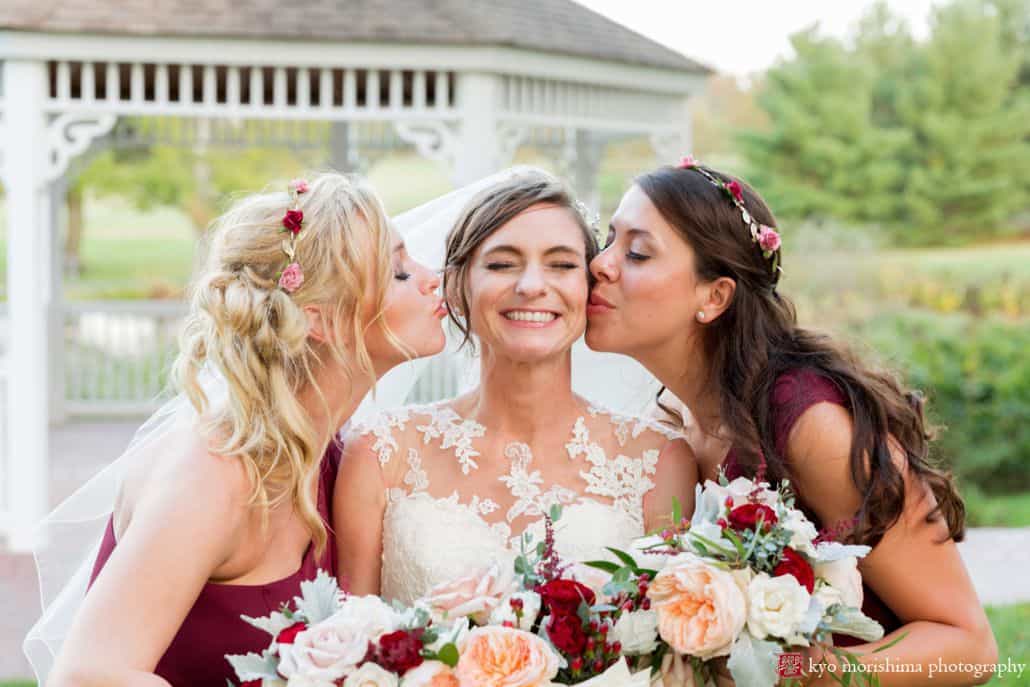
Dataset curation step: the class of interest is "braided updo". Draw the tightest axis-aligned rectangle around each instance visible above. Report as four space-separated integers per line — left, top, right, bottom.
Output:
171 172 394 554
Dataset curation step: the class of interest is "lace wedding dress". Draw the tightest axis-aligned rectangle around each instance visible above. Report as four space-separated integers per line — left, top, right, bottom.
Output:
346 400 686 604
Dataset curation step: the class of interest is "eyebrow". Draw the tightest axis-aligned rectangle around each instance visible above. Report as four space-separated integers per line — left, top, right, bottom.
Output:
392 242 406 255
482 244 583 257
608 224 653 238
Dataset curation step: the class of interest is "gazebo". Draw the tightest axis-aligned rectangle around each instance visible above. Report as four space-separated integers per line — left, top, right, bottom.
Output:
0 0 710 549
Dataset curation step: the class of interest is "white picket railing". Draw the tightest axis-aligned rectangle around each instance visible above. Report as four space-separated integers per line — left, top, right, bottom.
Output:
58 300 464 416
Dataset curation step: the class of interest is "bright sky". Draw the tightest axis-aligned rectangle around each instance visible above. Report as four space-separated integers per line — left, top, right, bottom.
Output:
574 0 939 76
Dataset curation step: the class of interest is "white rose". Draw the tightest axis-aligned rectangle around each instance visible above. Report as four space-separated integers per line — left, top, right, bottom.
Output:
813 581 843 611
611 609 659 655
286 676 336 687
746 572 812 641
782 509 820 555
337 595 403 641
814 556 864 608
401 660 458 687
488 590 542 631
343 663 399 687
278 615 370 684
629 534 676 571
704 477 778 512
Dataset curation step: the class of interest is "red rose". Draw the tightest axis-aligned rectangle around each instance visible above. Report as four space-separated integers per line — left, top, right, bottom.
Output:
728 503 777 532
282 209 304 234
773 547 815 593
538 579 596 616
726 180 744 203
275 621 307 645
374 629 424 674
241 682 262 687
547 613 588 655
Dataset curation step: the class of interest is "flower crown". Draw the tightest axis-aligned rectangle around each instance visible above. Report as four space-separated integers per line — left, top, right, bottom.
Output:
677 155 782 276
277 178 309 293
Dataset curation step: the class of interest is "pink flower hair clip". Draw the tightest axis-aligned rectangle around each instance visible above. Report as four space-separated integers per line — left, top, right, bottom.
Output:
277 178 309 293
674 154 783 276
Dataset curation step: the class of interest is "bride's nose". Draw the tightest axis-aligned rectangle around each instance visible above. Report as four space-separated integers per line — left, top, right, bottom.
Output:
514 264 547 298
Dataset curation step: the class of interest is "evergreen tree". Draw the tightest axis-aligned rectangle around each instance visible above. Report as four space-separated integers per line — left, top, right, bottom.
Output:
896 0 1030 242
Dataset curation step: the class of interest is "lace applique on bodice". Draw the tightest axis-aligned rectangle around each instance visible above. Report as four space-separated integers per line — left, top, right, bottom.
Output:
347 401 685 605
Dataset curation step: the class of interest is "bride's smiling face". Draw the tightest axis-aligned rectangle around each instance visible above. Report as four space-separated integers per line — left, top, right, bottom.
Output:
463 204 590 363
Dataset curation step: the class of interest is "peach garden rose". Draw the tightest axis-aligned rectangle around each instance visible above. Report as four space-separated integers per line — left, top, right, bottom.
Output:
455 625 561 687
646 553 748 660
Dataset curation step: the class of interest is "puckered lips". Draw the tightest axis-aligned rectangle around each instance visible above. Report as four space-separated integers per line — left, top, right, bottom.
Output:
586 291 615 316
499 308 561 328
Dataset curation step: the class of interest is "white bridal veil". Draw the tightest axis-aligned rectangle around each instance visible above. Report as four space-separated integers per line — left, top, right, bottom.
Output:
22 166 659 681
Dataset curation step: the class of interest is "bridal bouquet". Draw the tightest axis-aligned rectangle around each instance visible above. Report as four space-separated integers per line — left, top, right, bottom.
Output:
585 475 899 687
226 571 468 687
418 507 651 687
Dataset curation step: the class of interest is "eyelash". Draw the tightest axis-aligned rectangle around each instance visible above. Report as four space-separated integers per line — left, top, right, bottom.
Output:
486 262 580 270
626 251 650 262
394 269 412 281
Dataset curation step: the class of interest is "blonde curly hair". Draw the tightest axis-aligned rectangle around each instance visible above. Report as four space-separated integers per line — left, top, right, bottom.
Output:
171 172 394 555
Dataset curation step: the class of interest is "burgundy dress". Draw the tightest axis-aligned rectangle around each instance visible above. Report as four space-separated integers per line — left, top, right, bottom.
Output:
88 441 342 686
722 368 901 647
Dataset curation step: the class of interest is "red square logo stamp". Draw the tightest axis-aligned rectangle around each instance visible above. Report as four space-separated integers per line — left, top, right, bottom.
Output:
778 652 804 678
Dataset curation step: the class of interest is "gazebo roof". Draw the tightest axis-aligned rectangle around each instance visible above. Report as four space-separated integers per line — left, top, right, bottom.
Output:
0 0 711 74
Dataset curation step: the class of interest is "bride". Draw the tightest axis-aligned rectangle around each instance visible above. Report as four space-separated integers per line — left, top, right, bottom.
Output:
334 169 698 602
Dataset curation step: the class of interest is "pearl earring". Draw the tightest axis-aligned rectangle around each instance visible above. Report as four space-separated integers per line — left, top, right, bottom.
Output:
697 311 706 321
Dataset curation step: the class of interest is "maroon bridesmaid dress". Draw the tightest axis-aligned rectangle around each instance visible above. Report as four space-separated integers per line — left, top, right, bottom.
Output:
87 441 341 686
721 368 902 646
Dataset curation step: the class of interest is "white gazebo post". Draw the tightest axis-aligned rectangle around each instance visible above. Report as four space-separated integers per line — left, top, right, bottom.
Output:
570 130 604 213
453 72 501 185
3 58 50 551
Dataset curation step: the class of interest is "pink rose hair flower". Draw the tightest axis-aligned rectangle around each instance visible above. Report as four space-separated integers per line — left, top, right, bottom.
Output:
278 262 304 293
758 225 781 252
289 178 310 195
677 155 699 169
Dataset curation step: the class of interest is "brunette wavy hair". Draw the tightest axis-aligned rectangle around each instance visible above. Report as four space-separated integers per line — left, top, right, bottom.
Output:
639 164 965 547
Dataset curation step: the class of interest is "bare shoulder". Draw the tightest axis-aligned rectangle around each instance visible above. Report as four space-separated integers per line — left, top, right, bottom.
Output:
116 429 252 545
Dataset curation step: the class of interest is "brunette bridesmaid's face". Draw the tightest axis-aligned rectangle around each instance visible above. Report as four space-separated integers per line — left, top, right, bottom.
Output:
463 204 589 364
366 229 446 371
586 185 701 356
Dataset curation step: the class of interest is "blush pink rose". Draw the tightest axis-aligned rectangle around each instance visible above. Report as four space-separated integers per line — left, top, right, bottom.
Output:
278 262 304 293
424 561 515 625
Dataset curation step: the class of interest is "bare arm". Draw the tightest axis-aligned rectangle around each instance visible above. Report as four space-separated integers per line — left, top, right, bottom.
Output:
48 454 248 687
334 431 389 596
789 403 997 687
643 437 698 534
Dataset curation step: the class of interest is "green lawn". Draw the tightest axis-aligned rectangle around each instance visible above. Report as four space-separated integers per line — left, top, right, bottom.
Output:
966 490 1030 528
3 605 1027 685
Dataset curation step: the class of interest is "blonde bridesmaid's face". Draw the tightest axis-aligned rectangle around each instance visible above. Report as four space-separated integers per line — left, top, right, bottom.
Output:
365 230 446 371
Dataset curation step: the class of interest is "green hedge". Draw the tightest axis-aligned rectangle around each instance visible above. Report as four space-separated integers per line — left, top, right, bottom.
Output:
853 310 1030 492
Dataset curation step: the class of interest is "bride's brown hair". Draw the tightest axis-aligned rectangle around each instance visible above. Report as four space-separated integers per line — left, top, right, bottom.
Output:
638 164 965 547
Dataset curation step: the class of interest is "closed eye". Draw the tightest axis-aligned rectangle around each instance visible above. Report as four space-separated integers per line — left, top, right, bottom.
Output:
486 262 516 270
626 251 650 262
551 262 580 270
